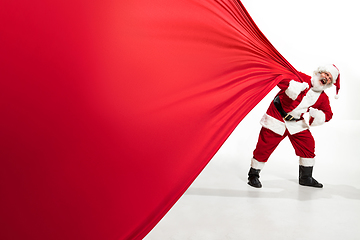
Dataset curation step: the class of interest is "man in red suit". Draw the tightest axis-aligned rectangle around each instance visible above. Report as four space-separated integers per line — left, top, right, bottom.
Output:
248 64 340 188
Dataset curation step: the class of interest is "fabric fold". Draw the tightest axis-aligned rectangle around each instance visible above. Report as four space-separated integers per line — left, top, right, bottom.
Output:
1 0 303 239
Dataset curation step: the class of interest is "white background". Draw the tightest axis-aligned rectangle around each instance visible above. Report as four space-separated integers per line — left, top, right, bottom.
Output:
240 0 359 120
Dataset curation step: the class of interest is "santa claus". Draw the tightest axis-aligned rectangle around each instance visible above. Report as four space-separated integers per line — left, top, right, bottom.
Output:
248 64 340 188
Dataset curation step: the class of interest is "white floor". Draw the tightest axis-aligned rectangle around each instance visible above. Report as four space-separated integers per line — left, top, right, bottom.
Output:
144 95 360 240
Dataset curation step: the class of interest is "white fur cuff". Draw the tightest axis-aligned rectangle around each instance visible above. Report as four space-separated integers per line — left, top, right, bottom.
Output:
251 158 265 170
299 157 315 167
309 107 326 126
285 80 309 100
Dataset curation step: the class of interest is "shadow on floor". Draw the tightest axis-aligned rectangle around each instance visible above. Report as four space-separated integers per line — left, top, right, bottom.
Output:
185 179 360 201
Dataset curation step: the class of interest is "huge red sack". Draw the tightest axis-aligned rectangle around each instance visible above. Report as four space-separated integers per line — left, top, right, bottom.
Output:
0 0 301 239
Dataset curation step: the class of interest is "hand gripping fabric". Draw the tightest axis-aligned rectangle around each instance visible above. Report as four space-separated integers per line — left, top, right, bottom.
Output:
0 0 303 239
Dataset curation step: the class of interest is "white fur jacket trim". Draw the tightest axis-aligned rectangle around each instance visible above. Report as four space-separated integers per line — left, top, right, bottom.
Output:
260 114 286 136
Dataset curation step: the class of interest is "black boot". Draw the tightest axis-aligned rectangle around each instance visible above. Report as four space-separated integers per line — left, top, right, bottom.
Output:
248 167 262 188
299 166 323 188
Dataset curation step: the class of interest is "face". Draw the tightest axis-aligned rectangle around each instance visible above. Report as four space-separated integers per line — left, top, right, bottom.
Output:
311 71 333 92
319 72 333 86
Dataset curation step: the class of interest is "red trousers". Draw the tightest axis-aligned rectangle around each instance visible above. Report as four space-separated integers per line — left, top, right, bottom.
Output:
253 127 315 162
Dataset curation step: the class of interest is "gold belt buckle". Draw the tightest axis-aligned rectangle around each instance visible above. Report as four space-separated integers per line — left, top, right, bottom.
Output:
284 114 294 121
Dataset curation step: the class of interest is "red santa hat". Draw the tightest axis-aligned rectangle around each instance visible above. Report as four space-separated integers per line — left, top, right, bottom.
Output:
332 64 340 99
316 64 340 99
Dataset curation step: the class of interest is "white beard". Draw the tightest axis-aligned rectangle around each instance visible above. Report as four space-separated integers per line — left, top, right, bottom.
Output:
311 73 332 92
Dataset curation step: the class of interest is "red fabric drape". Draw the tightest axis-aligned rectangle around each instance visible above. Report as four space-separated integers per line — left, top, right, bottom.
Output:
1 0 302 239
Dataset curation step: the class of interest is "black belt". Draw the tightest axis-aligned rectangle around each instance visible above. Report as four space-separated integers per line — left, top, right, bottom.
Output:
273 96 298 121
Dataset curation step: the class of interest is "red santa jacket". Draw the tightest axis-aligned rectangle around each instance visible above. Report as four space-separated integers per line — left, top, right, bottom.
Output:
260 72 333 136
